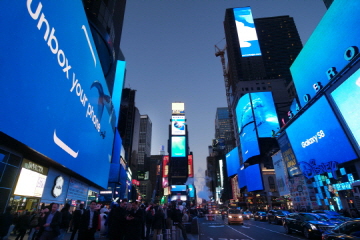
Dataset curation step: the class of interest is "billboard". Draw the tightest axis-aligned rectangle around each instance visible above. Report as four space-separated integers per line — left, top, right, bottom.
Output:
0 1 114 188
286 96 357 179
233 7 262 57
272 151 290 196
290 0 360 106
172 102 185 115
245 164 264 192
171 185 186 192
278 133 301 177
171 116 186 135
226 147 240 177
162 156 169 178
331 68 360 149
188 155 194 178
171 136 186 157
237 167 247 188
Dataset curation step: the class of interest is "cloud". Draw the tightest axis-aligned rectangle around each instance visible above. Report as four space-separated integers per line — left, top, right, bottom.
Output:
235 21 258 48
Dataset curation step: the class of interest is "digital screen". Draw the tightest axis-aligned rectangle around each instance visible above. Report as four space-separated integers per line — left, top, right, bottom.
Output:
171 137 186 157
286 96 357 174
290 0 360 106
171 185 187 192
235 94 252 133
170 195 187 201
245 164 264 191
331 68 360 149
226 147 240 177
251 92 280 137
112 60 126 123
237 168 247 188
172 102 185 115
14 168 47 197
272 151 290 196
188 184 195 198
171 116 186 135
233 7 262 57
0 1 114 188
162 178 169 188
278 133 301 177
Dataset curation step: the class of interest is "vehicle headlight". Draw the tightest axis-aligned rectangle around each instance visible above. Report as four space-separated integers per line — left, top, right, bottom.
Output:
276 216 281 218
239 216 242 218
229 216 232 218
309 224 317 230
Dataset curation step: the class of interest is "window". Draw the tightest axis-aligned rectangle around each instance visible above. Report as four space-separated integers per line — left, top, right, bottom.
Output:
257 87 260 90
262 87 266 90
268 176 276 192
268 86 272 90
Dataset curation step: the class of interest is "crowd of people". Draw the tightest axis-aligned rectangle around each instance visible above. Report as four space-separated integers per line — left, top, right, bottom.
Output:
0 199 194 240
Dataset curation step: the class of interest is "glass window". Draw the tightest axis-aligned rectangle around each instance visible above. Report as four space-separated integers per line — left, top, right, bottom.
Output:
7 154 21 167
0 150 8 163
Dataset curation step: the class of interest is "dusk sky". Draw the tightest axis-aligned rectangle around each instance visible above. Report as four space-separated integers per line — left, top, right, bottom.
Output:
120 0 327 200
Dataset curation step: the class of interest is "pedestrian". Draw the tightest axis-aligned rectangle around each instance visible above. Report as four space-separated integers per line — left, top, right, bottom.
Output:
27 210 41 240
171 204 188 240
145 205 154 240
37 203 62 240
125 201 144 240
0 206 14 240
69 203 84 240
182 209 189 223
108 199 128 240
99 207 108 236
15 211 31 240
58 203 72 240
152 207 164 240
78 201 99 240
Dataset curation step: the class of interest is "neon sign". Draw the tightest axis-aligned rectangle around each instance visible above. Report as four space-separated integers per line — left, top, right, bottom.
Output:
299 159 338 179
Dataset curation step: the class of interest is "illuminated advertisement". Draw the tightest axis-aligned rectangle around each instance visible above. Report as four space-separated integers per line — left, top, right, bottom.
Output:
0 1 114 188
233 7 262 57
171 116 186 135
290 0 360 106
272 152 290 196
331 68 360 149
278 133 301 177
237 168 247 188
171 136 186 157
251 92 280 137
245 164 264 192
162 156 169 178
171 185 187 192
112 60 126 123
226 147 240 177
170 195 187 201
188 155 194 177
286 96 357 178
188 184 195 198
162 178 169 188
172 102 185 115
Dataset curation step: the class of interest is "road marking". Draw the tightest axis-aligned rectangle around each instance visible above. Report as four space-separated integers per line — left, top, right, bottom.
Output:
241 225 250 228
209 225 225 228
245 223 304 240
226 225 255 240
53 130 79 158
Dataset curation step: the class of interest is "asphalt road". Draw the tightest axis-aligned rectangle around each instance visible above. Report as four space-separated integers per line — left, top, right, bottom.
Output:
198 215 309 240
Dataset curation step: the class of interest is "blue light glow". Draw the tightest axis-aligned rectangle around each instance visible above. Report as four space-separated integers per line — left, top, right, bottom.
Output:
245 164 264 192
171 136 186 157
226 147 240 177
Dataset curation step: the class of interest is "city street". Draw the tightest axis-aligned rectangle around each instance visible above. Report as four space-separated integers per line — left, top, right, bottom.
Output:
198 215 308 240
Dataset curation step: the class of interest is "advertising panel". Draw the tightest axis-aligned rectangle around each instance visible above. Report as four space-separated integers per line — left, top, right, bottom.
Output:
272 152 290 196
171 185 187 192
188 184 195 198
188 155 194 177
331 68 360 149
0 1 114 188
171 136 186 157
278 133 301 177
172 102 185 115
112 60 126 122
290 0 360 106
233 7 262 57
286 96 357 179
66 178 89 202
171 116 186 135
162 156 169 178
237 168 247 188
251 92 280 137
226 147 240 177
245 164 264 192
162 178 169 188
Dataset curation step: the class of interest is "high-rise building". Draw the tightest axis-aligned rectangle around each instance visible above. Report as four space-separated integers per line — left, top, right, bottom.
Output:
215 108 234 153
137 115 152 171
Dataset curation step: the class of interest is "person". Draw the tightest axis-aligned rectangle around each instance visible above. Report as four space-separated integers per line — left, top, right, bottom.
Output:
145 205 154 240
108 199 128 240
99 207 108 236
78 201 99 240
182 210 189 223
0 206 14 240
58 204 72 240
69 204 84 240
38 203 62 240
125 201 144 240
27 210 41 240
15 211 31 240
171 203 188 240
152 207 164 240
162 203 172 232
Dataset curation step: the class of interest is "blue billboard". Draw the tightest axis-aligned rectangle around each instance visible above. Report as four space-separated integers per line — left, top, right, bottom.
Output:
0 1 115 188
331 68 360 149
245 164 264 192
226 147 240 177
251 92 280 137
237 167 247 188
290 0 360 106
233 7 262 57
171 136 186 157
286 96 357 179
171 185 187 192
278 133 301 177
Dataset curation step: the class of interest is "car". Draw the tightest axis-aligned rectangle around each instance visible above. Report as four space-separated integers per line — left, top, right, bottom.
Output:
322 219 360 239
284 213 336 239
227 209 244 225
242 211 253 220
267 210 290 225
317 213 351 225
254 211 267 221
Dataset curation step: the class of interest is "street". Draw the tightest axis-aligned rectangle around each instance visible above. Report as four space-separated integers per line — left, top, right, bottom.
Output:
198 215 308 240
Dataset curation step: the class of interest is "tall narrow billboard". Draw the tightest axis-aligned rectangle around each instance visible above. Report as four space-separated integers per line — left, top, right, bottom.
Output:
171 116 186 135
233 7 262 57
171 136 186 157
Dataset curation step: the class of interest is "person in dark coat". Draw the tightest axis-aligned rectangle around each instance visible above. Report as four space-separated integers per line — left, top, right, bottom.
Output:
171 204 188 240
78 201 99 240
38 203 62 240
58 204 72 240
145 205 154 240
0 206 13 240
125 201 144 240
15 211 31 240
108 199 128 240
152 207 164 240
69 203 84 240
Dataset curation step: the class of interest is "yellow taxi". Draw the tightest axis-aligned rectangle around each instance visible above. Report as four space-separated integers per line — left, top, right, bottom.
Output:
228 209 244 225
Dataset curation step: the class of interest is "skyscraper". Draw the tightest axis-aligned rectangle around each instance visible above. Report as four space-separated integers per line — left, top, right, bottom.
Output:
137 115 152 171
215 108 234 153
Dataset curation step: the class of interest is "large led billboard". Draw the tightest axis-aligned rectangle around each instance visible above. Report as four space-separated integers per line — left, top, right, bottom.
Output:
233 7 262 57
286 96 357 178
172 102 185 115
0 1 114 188
278 133 301 177
245 164 264 192
226 147 240 177
290 0 360 106
171 136 186 157
331 68 360 149
237 168 247 188
171 185 187 192
171 116 186 135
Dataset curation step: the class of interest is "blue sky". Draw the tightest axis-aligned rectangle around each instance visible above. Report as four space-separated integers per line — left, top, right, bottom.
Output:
120 0 327 201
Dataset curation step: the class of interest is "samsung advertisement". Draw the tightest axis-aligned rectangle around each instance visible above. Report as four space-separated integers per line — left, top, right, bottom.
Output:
245 164 264 192
226 147 240 177
171 136 186 157
233 7 262 57
0 1 114 188
286 96 357 176
331 68 360 149
290 0 360 106
171 116 186 135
